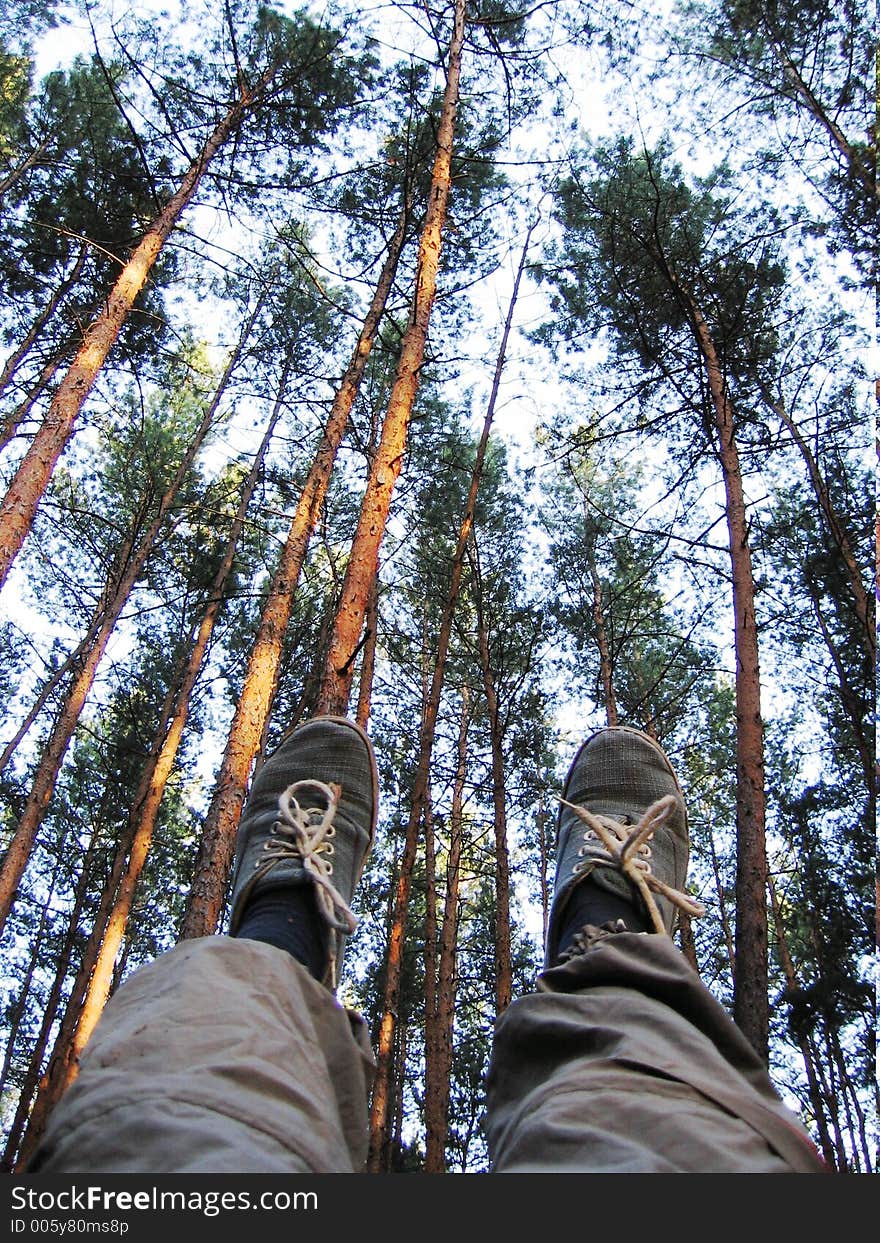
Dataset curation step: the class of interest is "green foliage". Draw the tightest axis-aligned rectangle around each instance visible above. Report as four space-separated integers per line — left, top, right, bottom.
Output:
679 0 876 284
0 44 31 166
0 1 62 52
0 0 873 1176
542 137 788 391
0 54 176 403
544 447 717 747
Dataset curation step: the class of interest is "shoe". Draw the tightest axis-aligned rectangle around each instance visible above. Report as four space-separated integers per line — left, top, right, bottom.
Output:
229 715 378 988
545 726 704 966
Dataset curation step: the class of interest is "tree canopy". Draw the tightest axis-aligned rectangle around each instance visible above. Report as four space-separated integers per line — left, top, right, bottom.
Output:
0 0 873 1173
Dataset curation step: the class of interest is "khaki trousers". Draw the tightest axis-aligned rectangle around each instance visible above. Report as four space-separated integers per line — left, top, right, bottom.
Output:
486 926 826 1172
31 931 826 1174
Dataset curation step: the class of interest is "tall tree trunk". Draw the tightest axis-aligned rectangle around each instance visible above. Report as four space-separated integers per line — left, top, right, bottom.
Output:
0 302 254 934
707 813 737 984
804 882 872 1171
289 594 337 732
829 1033 861 1171
762 388 873 664
0 636 95 777
390 1019 409 1171
759 27 878 204
423 687 469 1172
0 346 70 453
39 398 284 1114
354 574 380 729
834 1033 872 1171
0 852 64 1102
366 208 533 1170
0 243 88 405
677 912 700 972
355 397 383 731
3 832 100 1171
422 806 441 1171
0 135 49 200
803 576 874 791
471 539 513 1016
423 794 438 1028
0 283 262 782
537 793 550 944
767 875 837 1168
0 76 268 589
420 613 439 1166
178 200 410 940
817 1020 847 1167
316 0 468 717
677 285 770 1061
588 550 618 726
13 812 139 1168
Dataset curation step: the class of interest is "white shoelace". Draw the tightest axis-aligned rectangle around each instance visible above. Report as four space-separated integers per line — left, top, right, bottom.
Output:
558 792 706 935
268 778 359 939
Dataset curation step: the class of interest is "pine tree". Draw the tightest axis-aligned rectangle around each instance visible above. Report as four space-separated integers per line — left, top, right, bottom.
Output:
0 4 369 587
542 139 792 1056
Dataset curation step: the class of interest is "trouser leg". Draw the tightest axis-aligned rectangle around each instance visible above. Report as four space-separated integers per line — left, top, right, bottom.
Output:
29 937 374 1174
485 926 827 1174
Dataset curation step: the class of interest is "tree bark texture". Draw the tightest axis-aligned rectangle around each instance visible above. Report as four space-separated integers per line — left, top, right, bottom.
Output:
423 688 468 1172
316 0 468 718
472 539 513 1017
366 195 534 1170
685 291 770 1061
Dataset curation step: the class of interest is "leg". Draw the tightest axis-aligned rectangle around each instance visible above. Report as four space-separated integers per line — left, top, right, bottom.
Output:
486 727 827 1174
30 717 378 1174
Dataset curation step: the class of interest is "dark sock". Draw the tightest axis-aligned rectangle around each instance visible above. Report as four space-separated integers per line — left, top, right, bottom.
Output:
556 876 649 958
234 887 327 979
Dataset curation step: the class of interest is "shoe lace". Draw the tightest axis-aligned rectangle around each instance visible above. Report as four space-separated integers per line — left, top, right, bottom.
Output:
269 778 359 940
558 792 706 935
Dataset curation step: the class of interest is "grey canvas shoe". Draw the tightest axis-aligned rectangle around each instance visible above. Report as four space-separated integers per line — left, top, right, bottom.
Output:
229 715 378 989
545 726 704 967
